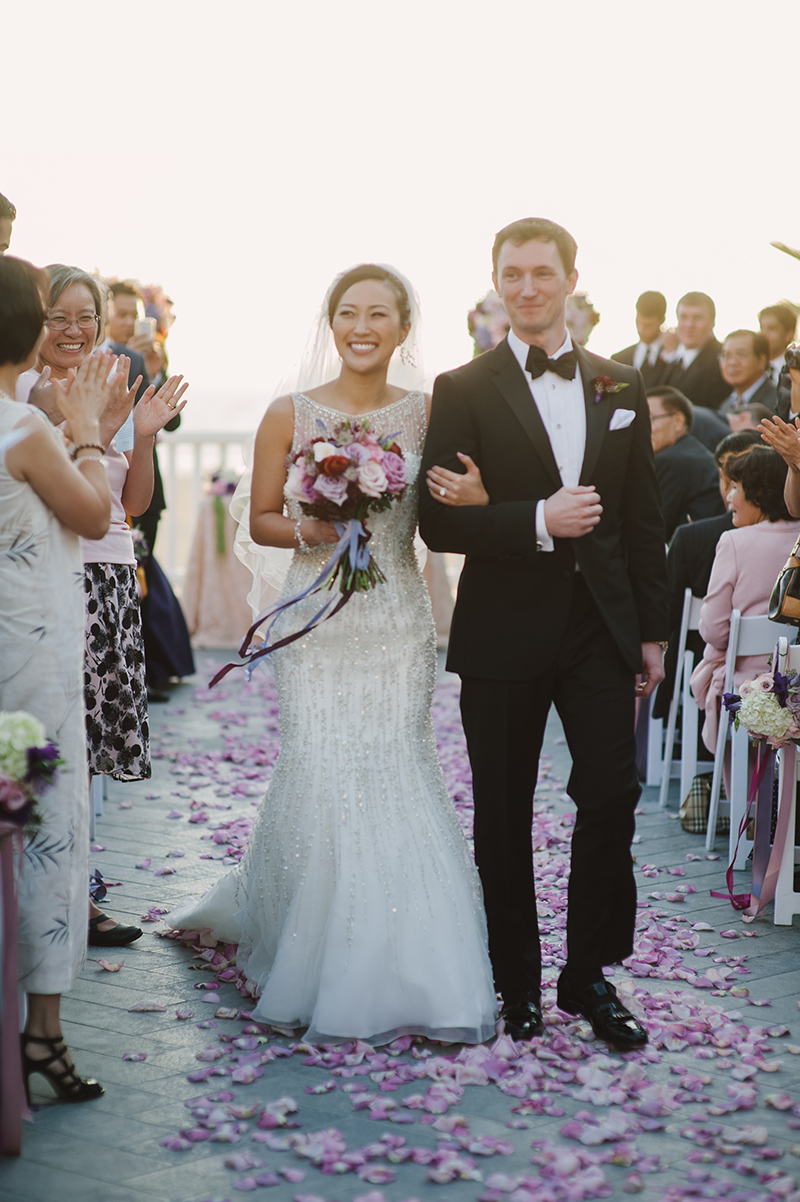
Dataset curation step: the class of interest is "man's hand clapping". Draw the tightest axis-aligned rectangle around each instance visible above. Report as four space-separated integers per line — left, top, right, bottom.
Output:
543 485 603 538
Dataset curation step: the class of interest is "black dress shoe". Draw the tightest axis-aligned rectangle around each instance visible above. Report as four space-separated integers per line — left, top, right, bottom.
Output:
499 997 544 1040
557 978 647 1049
146 686 170 703
88 913 143 946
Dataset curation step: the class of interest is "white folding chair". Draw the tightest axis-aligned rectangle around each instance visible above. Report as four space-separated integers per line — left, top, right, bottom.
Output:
770 638 800 924
645 697 664 787
658 590 713 808
705 610 787 864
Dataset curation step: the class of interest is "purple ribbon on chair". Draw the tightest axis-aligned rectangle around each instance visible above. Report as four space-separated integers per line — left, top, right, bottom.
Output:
710 743 774 910
210 520 372 688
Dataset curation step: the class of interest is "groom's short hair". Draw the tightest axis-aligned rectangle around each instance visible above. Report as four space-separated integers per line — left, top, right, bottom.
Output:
492 218 578 277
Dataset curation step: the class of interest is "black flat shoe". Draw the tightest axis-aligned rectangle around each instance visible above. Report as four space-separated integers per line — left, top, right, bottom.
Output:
88 913 143 946
21 1034 104 1103
557 978 647 1049
499 997 544 1040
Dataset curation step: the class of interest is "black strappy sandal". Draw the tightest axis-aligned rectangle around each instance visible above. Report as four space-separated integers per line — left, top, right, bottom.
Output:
21 1034 104 1103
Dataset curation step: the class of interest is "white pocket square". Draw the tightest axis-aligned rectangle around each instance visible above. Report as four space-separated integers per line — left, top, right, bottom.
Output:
609 408 636 432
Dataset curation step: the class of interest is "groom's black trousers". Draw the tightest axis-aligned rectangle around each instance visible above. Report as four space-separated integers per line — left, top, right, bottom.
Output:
459 573 640 999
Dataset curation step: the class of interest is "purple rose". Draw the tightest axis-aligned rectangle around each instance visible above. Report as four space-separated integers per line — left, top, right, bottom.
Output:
381 450 407 493
347 443 370 465
313 473 349 505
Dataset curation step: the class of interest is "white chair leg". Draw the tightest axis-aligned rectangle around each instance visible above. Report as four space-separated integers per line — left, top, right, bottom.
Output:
645 701 663 787
729 724 752 870
706 704 730 853
774 762 800 925
681 653 700 801
659 690 680 808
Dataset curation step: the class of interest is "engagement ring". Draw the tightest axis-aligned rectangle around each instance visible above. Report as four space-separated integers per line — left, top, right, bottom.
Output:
439 486 446 497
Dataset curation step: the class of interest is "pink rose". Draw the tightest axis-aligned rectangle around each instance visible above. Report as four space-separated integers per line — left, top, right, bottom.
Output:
313 473 349 505
381 450 407 492
365 441 385 462
0 775 27 812
753 674 776 693
284 462 307 503
357 459 388 498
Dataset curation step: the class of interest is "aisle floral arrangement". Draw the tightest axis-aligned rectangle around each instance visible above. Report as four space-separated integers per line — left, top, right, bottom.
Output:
723 667 800 749
0 710 61 839
205 468 241 555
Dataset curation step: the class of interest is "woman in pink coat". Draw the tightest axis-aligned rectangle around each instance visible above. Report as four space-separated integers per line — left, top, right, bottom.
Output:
691 446 800 750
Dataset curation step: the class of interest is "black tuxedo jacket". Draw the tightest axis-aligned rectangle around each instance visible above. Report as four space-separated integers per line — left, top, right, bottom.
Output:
654 433 725 542
612 343 669 387
651 510 734 719
720 376 779 416
663 338 729 410
419 339 669 680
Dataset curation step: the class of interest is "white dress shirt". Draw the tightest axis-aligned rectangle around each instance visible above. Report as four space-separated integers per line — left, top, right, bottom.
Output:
507 328 586 553
673 344 701 371
770 354 786 384
632 338 663 371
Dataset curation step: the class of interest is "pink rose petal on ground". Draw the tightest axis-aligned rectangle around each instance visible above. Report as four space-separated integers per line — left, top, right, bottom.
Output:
122 1052 147 1061
128 1001 167 1012
166 809 183 818
175 1006 194 1020
154 865 176 876
97 959 123 971
136 858 151 869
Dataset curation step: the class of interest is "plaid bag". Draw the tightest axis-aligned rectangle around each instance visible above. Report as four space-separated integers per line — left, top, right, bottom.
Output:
679 773 730 835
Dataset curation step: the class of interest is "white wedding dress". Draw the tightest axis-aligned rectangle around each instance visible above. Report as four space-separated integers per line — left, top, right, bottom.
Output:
169 390 496 1045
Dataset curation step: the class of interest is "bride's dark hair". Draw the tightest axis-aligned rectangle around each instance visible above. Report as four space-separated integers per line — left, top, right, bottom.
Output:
327 265 411 328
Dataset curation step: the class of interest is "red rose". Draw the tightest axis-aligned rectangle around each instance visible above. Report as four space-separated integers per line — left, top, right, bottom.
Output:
320 455 350 477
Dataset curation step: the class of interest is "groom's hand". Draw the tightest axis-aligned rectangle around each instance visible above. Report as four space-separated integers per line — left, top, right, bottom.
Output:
543 486 602 538
636 642 665 698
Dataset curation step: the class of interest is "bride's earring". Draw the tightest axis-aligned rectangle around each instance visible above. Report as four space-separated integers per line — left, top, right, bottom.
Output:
399 342 415 367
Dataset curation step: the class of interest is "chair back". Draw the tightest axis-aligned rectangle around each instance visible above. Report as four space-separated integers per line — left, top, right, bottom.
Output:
722 612 786 693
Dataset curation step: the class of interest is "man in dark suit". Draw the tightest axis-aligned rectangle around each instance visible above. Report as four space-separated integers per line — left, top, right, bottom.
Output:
718 329 778 416
612 290 669 386
420 218 669 1049
663 291 729 410
647 385 725 540
652 429 761 721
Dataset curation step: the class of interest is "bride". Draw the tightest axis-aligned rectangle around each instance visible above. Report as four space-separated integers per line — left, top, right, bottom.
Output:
168 264 497 1045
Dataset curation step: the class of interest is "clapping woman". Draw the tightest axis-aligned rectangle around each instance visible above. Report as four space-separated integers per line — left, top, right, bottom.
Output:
1 256 113 1101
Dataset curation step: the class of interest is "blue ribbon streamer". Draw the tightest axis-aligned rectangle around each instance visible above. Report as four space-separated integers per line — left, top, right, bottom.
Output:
209 519 371 686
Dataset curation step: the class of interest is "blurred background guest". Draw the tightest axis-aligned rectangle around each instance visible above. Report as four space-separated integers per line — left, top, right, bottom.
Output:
612 290 669 385
718 329 777 416
663 291 729 410
691 447 800 754
0 191 15 254
467 289 509 356
1 256 112 1103
759 301 798 384
727 402 773 432
647 385 725 540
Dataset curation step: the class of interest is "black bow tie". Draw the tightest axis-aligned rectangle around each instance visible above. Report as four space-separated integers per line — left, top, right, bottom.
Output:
525 345 578 380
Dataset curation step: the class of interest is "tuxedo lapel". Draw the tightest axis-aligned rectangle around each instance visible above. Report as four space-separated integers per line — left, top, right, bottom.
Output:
577 347 609 484
488 340 561 487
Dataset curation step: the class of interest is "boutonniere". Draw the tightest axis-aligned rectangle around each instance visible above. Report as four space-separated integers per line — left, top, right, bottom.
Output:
591 375 630 404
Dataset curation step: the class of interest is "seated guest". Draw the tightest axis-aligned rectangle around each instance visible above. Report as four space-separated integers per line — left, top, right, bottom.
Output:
612 290 669 385
690 447 800 753
647 385 726 540
727 402 773 431
718 330 777 416
759 302 798 384
663 292 729 410
690 403 730 454
652 430 761 721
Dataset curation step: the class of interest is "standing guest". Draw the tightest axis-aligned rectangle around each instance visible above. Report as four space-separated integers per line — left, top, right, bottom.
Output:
688 402 730 454
647 385 725 540
612 290 669 385
759 302 798 383
691 447 800 753
760 356 800 512
421 217 670 1048
0 192 15 254
663 291 729 410
718 330 777 416
1 256 113 1102
24 264 188 947
652 430 761 722
565 291 600 346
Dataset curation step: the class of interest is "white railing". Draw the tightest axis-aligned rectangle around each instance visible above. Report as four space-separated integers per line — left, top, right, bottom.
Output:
156 430 248 586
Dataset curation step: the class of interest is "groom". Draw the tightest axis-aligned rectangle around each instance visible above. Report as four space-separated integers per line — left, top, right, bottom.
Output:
419 218 669 1048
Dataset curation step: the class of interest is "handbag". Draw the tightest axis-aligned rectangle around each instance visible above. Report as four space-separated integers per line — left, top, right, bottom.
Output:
768 533 800 625
679 773 730 835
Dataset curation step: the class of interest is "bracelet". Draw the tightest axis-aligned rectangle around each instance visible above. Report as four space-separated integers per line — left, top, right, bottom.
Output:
75 453 106 466
294 519 311 552
72 442 106 460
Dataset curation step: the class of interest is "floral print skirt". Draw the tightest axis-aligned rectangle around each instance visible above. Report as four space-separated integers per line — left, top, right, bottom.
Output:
84 563 151 780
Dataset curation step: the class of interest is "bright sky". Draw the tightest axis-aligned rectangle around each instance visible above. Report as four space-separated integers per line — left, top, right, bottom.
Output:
5 0 798 430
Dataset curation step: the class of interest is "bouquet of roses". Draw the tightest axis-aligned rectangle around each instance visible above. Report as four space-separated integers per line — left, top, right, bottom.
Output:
210 417 407 687
0 711 62 839
284 415 407 593
723 668 800 750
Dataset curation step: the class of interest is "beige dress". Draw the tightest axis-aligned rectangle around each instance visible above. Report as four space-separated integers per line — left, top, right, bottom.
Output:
0 397 89 992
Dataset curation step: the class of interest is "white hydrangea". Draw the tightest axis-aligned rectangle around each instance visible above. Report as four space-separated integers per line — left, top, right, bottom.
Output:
738 691 795 741
0 711 47 781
